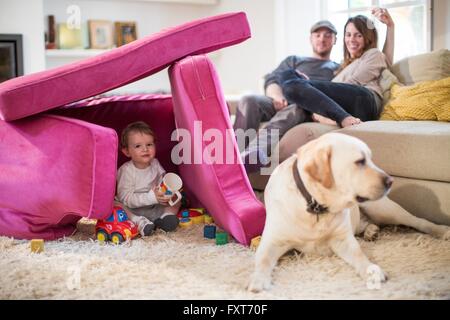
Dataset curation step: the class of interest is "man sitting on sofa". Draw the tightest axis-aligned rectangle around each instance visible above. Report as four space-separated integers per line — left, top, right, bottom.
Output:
234 8 395 173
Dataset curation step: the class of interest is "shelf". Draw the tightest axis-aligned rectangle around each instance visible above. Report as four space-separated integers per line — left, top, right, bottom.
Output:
45 49 108 58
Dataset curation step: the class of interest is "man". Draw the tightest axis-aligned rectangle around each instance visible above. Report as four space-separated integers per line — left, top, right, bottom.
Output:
234 8 394 173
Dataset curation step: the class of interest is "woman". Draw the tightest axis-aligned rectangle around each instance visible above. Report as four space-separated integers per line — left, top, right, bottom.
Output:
278 14 390 127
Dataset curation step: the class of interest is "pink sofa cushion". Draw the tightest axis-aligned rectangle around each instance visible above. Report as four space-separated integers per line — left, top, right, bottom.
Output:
0 115 118 239
169 55 266 246
0 12 250 121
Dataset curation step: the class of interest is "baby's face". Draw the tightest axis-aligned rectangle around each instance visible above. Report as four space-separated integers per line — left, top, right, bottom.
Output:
122 132 156 169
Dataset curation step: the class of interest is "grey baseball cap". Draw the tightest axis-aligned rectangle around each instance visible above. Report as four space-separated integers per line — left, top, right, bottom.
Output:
310 20 338 35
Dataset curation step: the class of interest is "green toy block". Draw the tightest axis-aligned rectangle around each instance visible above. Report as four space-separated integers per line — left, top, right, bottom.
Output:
215 231 228 245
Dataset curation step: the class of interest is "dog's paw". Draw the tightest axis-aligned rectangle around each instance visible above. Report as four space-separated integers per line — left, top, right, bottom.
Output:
363 264 387 289
441 228 450 240
247 272 271 293
430 225 450 240
363 224 380 241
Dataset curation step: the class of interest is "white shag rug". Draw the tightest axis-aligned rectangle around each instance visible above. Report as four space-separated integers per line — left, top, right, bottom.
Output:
1 218 449 300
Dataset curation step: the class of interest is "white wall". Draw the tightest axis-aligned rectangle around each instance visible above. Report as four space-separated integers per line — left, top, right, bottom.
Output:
275 0 322 62
210 0 276 95
0 0 46 74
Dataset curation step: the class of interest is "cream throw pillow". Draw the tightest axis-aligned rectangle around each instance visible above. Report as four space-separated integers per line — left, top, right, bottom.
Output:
391 49 450 85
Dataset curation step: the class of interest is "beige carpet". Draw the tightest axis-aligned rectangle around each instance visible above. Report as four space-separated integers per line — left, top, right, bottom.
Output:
1 218 449 300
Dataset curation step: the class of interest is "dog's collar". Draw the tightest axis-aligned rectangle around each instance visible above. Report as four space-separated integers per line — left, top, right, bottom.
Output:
292 159 329 221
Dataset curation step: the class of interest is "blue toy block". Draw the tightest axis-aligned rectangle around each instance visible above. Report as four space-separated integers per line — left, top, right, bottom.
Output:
203 225 216 239
181 210 189 218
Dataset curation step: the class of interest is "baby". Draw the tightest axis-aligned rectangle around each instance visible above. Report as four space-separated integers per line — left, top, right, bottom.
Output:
116 121 180 236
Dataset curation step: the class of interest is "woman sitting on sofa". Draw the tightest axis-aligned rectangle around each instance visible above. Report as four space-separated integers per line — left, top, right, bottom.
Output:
277 14 389 128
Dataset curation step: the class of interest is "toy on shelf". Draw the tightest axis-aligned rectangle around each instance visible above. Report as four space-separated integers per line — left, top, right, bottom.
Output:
30 239 44 253
215 231 229 245
95 205 139 244
250 236 262 251
203 225 216 239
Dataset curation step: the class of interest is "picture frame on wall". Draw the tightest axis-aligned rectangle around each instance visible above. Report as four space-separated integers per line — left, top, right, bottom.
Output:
88 20 114 49
115 22 137 47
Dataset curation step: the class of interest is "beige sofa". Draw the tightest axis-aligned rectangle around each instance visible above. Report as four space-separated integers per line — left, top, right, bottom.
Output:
238 49 450 225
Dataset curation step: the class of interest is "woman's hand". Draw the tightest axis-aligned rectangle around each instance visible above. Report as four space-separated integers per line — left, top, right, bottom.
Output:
372 7 394 27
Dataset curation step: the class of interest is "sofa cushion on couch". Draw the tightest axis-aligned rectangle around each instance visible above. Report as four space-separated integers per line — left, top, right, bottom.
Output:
339 121 450 183
0 12 250 121
391 49 450 85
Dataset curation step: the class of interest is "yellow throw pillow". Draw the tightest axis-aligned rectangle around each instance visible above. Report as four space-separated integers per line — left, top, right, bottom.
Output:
381 77 450 121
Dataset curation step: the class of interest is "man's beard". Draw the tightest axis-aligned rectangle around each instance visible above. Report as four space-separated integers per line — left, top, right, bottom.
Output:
314 48 332 59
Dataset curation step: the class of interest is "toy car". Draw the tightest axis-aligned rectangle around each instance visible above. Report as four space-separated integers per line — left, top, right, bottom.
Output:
95 206 139 244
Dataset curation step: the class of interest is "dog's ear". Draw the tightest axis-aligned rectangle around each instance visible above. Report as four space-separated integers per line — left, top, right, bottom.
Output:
303 145 334 189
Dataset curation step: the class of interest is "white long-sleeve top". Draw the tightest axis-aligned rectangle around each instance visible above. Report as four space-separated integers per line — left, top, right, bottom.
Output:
116 159 166 209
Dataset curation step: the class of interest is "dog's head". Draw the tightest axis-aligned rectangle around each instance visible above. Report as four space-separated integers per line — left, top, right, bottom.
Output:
297 132 393 211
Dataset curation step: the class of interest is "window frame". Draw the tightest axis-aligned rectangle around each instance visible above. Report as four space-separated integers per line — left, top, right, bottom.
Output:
320 0 433 53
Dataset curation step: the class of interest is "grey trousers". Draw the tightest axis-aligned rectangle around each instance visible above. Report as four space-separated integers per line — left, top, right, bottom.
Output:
233 94 309 157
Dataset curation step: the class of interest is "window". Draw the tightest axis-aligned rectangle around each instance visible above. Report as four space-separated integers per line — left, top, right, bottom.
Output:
322 0 431 63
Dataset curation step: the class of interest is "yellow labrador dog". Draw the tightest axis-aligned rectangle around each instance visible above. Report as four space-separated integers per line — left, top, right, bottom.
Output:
248 133 450 292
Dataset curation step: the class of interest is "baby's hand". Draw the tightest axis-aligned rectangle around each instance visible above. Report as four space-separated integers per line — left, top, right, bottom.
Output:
154 187 170 206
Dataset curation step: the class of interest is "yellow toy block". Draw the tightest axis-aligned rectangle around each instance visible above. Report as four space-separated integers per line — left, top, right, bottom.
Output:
250 236 261 251
204 215 214 224
31 239 44 253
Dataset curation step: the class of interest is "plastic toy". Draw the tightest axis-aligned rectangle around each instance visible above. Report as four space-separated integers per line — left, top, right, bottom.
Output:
95 206 139 244
177 208 205 224
203 225 216 239
250 236 262 251
204 215 214 224
216 231 228 245
179 218 193 228
190 208 205 215
31 239 44 253
191 215 205 224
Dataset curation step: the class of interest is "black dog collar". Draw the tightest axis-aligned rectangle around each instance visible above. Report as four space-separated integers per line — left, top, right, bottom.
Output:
292 159 329 221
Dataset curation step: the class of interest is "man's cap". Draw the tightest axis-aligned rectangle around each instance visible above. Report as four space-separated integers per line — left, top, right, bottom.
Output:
310 20 338 35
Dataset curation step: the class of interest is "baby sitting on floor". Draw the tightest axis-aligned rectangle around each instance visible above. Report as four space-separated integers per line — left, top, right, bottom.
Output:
116 121 180 236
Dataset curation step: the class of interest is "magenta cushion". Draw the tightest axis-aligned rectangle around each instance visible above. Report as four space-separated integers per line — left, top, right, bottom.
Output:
0 115 118 239
169 55 266 246
0 12 250 121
